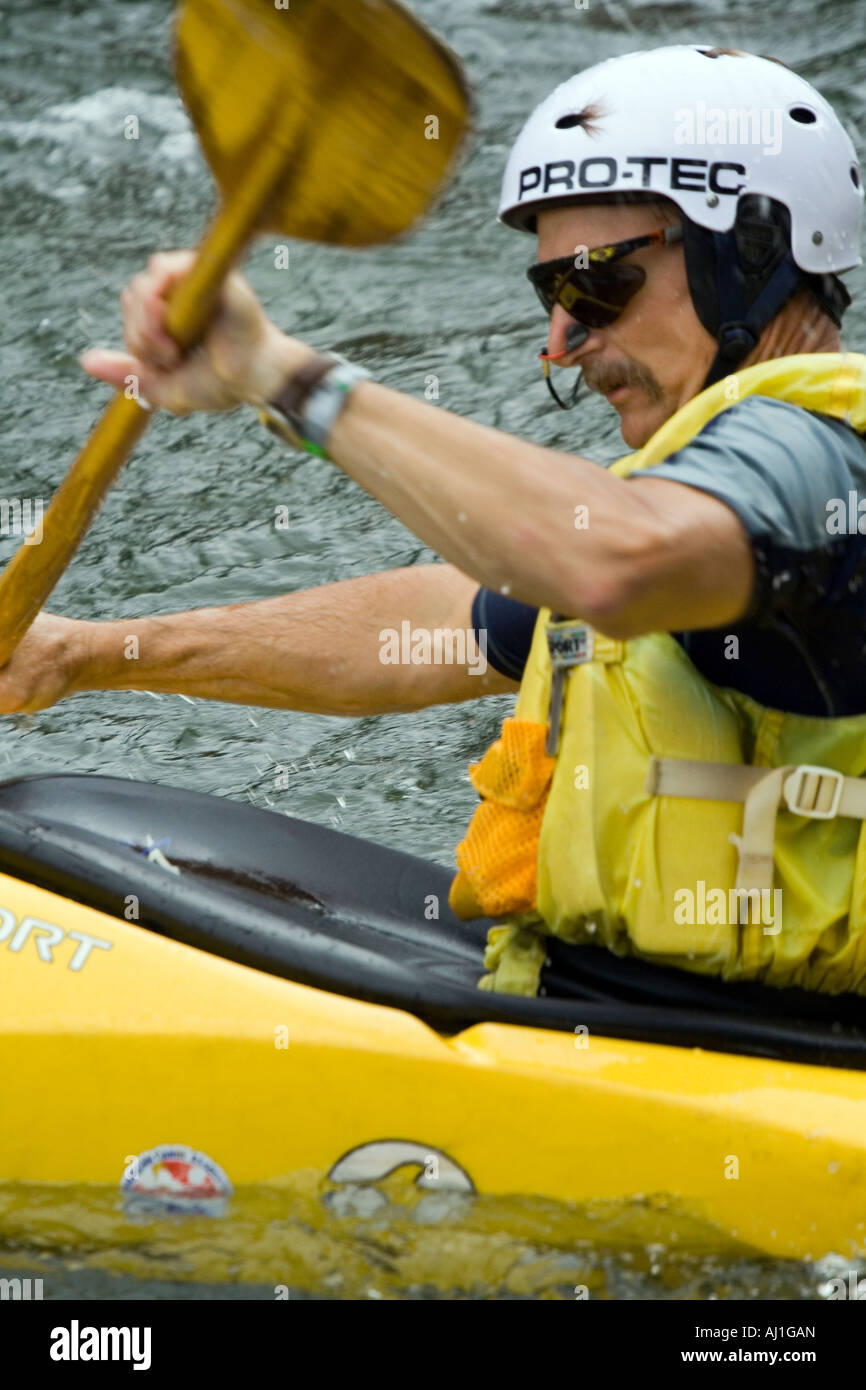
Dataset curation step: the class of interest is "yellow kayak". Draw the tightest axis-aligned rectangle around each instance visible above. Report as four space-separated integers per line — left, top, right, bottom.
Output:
1 773 865 1264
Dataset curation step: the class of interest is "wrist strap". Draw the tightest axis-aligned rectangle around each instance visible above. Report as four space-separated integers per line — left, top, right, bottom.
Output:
270 353 337 423
259 353 370 457
303 361 371 450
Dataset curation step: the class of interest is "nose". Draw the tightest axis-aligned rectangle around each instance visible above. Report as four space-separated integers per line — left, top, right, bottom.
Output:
545 305 601 364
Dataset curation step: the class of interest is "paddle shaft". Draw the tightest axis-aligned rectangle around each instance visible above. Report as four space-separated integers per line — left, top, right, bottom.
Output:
0 0 470 670
0 124 291 669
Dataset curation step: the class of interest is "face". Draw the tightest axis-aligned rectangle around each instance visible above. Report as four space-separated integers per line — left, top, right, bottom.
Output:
535 203 718 448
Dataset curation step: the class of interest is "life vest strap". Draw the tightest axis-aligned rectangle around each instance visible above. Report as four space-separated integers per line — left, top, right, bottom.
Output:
544 621 624 755
646 756 866 899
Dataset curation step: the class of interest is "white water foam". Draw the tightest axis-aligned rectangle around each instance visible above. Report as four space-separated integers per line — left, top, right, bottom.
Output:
1 87 197 166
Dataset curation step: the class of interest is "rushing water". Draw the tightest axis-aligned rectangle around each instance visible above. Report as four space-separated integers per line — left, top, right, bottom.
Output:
1 0 865 1299
2 1181 860 1302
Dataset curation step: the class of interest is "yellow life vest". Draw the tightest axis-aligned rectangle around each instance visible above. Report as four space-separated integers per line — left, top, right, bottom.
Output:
449 353 866 997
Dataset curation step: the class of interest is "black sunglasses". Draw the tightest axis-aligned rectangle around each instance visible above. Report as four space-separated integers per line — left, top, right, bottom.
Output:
528 224 683 410
528 224 684 324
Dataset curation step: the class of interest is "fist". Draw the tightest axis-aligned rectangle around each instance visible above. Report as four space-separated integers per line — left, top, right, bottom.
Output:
80 250 294 415
0 612 91 715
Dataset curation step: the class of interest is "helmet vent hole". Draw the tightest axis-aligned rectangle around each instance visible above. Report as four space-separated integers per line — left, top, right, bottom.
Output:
851 164 862 189
788 105 817 124
553 104 604 135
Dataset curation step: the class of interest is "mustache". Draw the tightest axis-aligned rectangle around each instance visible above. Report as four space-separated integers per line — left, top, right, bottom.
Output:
581 360 663 404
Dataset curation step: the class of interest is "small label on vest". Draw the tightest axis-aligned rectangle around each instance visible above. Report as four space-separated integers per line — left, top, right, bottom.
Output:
547 622 593 668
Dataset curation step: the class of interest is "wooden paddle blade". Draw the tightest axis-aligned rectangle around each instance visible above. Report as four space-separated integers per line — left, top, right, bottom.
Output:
0 0 470 669
175 0 472 247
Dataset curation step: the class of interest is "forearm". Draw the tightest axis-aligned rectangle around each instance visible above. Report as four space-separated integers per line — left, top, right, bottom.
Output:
326 378 641 620
72 565 511 713
237 329 640 620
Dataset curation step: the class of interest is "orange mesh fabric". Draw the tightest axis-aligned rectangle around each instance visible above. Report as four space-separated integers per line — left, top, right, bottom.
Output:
450 718 555 919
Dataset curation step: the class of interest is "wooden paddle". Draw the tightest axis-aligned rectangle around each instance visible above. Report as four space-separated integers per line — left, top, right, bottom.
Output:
0 0 470 666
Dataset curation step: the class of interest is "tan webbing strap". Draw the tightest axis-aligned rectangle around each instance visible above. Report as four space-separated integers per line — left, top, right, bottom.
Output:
645 757 769 802
646 756 866 898
729 767 787 896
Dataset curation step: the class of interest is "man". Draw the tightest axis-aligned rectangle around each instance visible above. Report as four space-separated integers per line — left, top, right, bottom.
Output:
2 46 865 996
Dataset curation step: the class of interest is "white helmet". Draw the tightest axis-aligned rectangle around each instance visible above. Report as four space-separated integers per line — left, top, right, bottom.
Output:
500 46 863 382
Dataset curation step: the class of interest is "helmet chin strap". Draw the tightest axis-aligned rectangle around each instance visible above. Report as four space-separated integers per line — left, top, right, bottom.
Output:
538 322 589 409
699 232 803 391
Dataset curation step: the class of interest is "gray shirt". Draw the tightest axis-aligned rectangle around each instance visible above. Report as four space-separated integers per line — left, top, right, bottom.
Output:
472 395 866 715
640 395 866 715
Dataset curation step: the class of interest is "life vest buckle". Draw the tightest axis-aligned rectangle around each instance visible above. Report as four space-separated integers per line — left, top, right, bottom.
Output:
783 765 844 820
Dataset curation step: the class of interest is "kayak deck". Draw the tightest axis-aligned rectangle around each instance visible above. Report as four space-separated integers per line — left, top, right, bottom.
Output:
0 772 864 1064
1 773 865 1262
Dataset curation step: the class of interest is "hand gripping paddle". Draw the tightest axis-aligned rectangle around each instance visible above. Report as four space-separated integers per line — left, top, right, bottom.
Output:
0 0 470 666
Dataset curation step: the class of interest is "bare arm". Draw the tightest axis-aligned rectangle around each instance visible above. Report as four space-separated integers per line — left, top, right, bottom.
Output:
0 565 519 715
81 250 755 645
326 378 755 637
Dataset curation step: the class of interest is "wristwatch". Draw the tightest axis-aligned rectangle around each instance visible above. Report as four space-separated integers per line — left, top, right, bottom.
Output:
258 352 371 457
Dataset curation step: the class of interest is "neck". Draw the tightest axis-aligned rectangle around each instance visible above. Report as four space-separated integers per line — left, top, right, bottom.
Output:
743 289 841 366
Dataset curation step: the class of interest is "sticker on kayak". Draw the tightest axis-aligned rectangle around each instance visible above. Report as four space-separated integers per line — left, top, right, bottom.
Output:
121 1144 232 1219
329 1140 475 1193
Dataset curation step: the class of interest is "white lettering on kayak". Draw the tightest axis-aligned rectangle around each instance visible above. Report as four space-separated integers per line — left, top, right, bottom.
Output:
0 905 112 970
